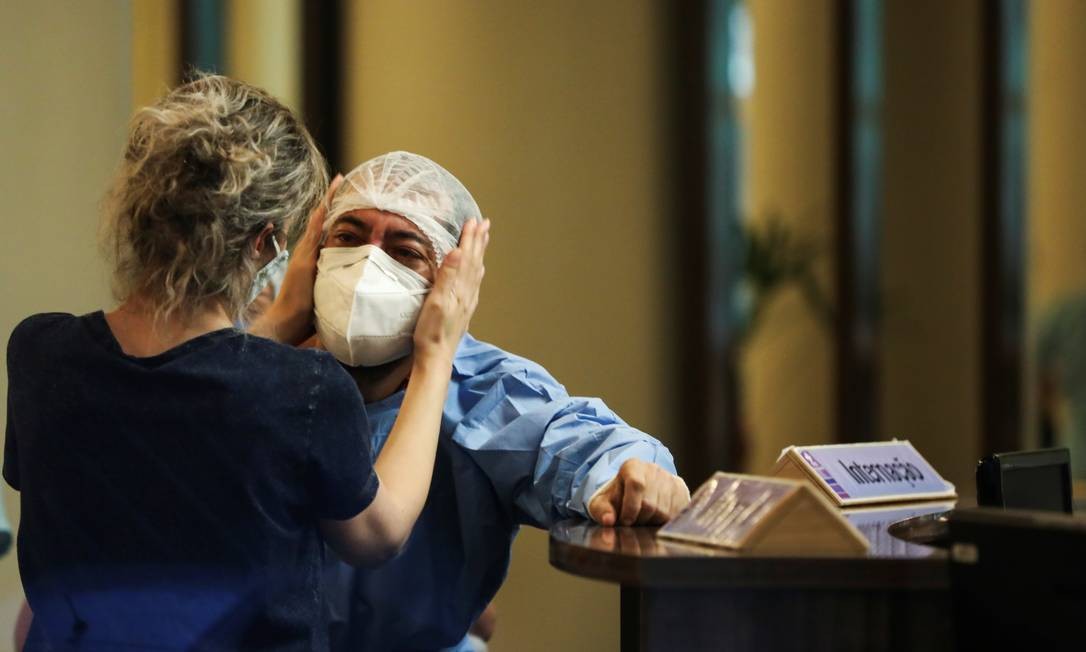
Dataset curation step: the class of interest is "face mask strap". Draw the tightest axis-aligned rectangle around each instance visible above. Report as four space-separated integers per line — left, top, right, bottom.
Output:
245 232 290 308
260 226 285 259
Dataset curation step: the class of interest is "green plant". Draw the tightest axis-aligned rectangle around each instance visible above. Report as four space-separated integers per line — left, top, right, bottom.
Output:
736 215 834 343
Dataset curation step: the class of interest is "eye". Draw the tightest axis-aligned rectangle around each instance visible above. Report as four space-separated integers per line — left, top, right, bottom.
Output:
333 232 360 246
396 247 424 260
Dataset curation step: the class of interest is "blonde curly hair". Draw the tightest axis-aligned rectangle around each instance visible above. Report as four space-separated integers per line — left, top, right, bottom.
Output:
103 74 328 323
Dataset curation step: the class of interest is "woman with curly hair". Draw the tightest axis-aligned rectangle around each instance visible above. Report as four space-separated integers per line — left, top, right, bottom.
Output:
4 74 488 651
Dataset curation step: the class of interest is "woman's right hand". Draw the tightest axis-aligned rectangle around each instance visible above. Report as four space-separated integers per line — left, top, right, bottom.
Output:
412 218 490 366
250 174 343 344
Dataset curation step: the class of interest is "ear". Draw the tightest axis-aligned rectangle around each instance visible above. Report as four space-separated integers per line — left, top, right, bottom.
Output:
251 222 276 258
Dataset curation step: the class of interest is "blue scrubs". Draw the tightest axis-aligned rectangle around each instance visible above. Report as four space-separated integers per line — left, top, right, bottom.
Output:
326 334 676 651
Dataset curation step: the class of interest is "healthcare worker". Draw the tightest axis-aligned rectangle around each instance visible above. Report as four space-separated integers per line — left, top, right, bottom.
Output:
313 152 689 651
5 78 488 651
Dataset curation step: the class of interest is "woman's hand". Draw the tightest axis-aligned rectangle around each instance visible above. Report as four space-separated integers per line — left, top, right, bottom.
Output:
249 175 343 344
412 218 490 366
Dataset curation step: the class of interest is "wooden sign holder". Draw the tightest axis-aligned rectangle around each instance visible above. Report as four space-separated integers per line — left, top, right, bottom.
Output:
657 472 870 556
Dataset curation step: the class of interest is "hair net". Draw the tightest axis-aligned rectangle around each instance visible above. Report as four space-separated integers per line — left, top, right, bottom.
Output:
325 151 482 262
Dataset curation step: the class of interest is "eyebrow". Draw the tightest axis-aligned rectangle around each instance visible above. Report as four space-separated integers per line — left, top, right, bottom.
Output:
332 215 370 232
385 229 432 251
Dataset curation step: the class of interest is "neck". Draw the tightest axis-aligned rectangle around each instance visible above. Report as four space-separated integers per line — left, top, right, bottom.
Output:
346 355 416 403
104 295 234 357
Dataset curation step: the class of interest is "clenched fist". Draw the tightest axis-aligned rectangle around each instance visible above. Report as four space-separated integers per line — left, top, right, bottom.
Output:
587 459 691 527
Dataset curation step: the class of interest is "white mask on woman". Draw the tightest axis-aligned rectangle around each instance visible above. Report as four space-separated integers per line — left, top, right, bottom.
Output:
313 244 431 367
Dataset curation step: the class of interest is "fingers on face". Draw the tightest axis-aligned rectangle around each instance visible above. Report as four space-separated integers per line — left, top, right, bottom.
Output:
459 219 476 252
451 218 489 311
469 220 489 275
442 219 480 271
460 221 480 281
477 220 490 278
300 175 343 250
464 218 489 256
440 249 463 274
462 218 481 254
318 175 344 220
323 175 343 217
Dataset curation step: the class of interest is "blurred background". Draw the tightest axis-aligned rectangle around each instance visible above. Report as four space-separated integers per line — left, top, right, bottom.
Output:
2 0 1086 649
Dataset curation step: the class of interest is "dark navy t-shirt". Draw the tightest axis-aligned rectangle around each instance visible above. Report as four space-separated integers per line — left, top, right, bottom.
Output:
4 312 378 651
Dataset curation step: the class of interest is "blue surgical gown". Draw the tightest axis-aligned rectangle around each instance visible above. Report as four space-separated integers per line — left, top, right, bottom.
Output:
326 334 676 651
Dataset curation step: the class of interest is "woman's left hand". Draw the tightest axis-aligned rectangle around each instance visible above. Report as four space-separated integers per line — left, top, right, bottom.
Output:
412 218 490 366
249 175 343 344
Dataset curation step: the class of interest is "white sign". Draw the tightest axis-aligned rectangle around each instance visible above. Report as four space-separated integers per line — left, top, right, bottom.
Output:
772 441 957 507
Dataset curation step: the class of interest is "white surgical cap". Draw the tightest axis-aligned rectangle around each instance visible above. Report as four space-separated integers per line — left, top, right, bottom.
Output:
325 151 482 262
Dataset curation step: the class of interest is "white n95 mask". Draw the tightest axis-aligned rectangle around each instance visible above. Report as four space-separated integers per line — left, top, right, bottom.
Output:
313 244 432 367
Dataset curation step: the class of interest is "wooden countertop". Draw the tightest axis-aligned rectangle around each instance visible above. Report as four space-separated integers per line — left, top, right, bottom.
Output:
549 501 956 590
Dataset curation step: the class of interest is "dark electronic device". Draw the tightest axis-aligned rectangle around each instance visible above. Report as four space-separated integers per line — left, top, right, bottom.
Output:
975 448 1072 514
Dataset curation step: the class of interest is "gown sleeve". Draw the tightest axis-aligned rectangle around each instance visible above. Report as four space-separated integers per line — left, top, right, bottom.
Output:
446 345 676 528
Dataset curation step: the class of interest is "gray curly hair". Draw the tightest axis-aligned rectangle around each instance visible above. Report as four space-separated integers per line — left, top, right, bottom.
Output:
103 73 328 323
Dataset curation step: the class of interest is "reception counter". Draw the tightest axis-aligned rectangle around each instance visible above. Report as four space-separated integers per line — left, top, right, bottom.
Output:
549 501 956 652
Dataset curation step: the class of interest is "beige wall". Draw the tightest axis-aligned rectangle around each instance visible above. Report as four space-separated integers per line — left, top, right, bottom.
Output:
1029 1 1086 313
132 0 178 109
743 0 838 474
1029 4 1086 326
342 1 675 649
1027 2 1086 454
0 0 133 642
881 0 981 490
225 0 301 113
